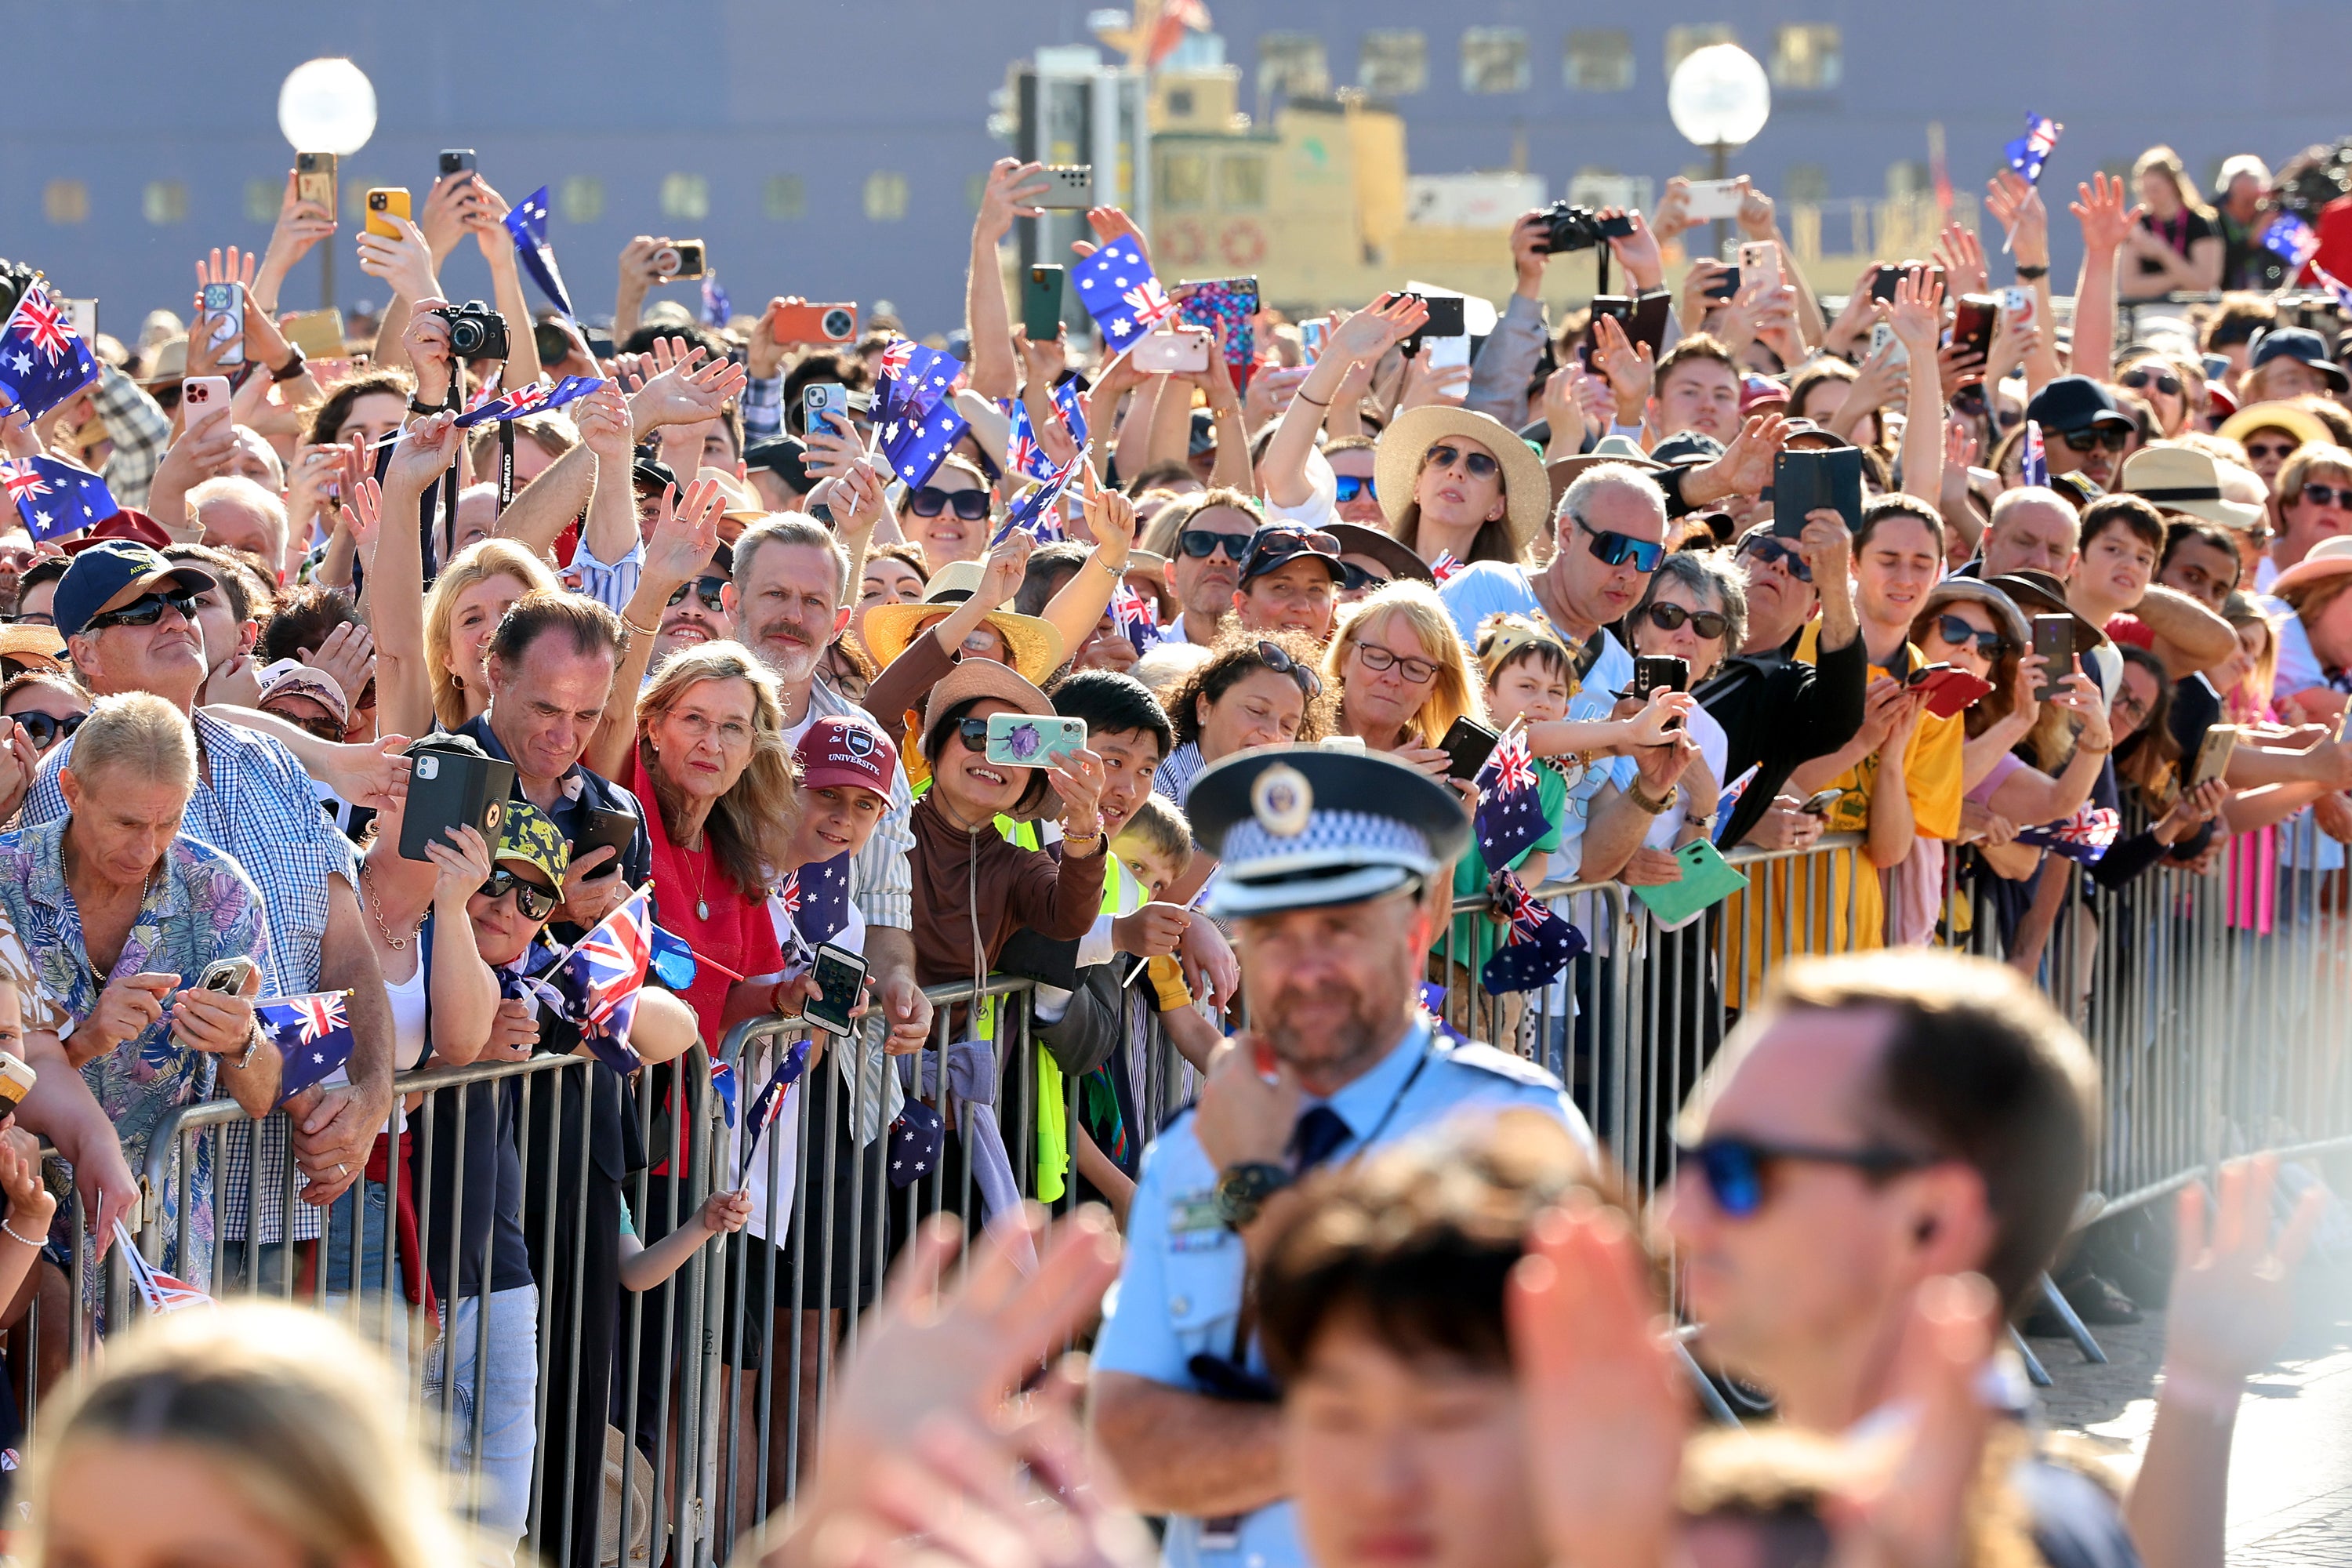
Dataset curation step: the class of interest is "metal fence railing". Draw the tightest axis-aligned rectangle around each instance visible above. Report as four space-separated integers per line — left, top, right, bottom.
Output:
13 821 2349 1563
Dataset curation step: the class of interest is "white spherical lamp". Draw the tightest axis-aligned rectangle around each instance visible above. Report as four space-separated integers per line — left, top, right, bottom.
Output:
1667 44 1771 151
277 57 377 156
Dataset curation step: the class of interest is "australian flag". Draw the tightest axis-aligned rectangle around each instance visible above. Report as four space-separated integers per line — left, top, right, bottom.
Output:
1071 238 1178 356
1416 982 1474 1047
877 395 968 492
113 1221 213 1314
1479 872 1587 995
701 272 732 326
0 280 100 422
260 990 357 1105
2021 419 2049 488
738 1037 812 1181
2311 260 2352 315
1472 730 1548 869
1006 379 1091 482
777 852 852 947
455 374 605 428
503 186 575 318
1711 763 1761 846
1 454 114 543
710 1058 738 1128
2004 114 2062 187
2015 803 2121 865
996 451 1080 543
1112 579 1162 653
557 887 653 1073
2263 213 2320 272
874 338 964 430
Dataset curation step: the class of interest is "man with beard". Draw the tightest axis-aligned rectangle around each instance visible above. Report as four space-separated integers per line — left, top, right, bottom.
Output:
1091 746 1591 1568
2025 376 2133 494
650 541 737 670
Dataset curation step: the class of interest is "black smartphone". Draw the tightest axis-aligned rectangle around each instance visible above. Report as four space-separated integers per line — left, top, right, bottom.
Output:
1871 263 1947 302
438 149 477 179
1437 715 1501 781
1394 291 1466 356
1633 654 1690 730
1798 788 1843 817
1950 294 1999 361
803 942 869 1036
1022 264 1065 342
572 805 639 877
1584 291 1673 359
398 742 517 864
1771 447 1865 537
1597 211 1636 238
1703 266 1742 303
2031 615 2073 701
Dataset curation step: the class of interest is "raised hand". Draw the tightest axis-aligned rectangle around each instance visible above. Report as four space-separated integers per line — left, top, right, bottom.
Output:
354 214 443 306
401 295 456 405
630 350 748 435
2163 1155 2327 1394
300 621 374 719
383 412 459 495
1590 310 1655 423
1932 221 1989 299
1986 169 2053 270
1330 292 1428 365
1603 208 1666 291
976 159 1053 249
1878 266 1945 359
644 478 726 587
2071 171 2142 255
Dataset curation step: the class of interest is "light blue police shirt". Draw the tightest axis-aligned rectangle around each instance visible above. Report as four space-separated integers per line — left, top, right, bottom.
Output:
1093 1019 1594 1568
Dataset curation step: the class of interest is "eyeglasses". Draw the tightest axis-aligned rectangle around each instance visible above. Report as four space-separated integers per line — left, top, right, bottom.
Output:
2118 368 2183 397
908 485 992 521
1678 1135 1935 1218
2298 482 2352 509
954 717 994 753
666 575 729 612
1179 529 1253 561
1642 601 1730 640
9 710 83 752
1338 561 1388 593
2245 440 2299 462
1932 613 2009 659
478 867 560 922
1737 535 1813 583
2059 426 2129 454
12 612 52 629
1248 529 1341 568
271 706 348 742
1571 513 1664 573
1332 474 1377 503
80 589 198 635
1422 444 1501 480
1254 638 1325 698
1353 641 1438 685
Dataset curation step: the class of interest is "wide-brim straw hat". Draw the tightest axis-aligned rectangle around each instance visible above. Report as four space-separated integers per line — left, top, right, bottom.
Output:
2216 401 2336 457
2270 533 2352 597
2119 445 2267 532
1374 405 1550 557
861 558 1065 684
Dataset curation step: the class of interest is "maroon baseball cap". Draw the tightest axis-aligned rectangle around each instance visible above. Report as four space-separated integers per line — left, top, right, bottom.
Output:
795 717 898 794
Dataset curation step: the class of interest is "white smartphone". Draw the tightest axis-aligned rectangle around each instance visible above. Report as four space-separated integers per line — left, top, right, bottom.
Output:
198 955 255 995
1681 178 1747 221
1999 285 2037 328
1868 321 1908 368
1737 241 1782 296
1133 327 1211 374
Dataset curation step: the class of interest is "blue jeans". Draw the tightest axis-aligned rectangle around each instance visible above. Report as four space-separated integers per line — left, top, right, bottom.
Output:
425 1285 541 1560
320 1178 412 1367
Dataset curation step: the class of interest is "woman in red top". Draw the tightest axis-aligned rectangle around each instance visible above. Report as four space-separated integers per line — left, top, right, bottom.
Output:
630 641 804 1045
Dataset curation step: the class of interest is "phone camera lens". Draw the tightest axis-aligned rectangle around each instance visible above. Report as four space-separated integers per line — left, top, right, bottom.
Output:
822 308 853 339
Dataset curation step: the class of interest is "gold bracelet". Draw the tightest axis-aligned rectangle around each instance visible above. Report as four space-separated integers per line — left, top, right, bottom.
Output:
624 613 660 639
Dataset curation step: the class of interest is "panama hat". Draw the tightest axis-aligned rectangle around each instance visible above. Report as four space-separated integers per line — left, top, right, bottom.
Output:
1374 405 1551 557
2119 445 2268 531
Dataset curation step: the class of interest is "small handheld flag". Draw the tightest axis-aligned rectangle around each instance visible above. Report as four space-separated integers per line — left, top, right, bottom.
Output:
1711 764 1761 846
777 854 852 949
2310 260 2352 315
710 1058 738 1128
1429 551 1465 584
504 187 575 318
1112 579 1162 654
0 454 114 542
259 989 357 1105
1479 873 1587 995
1071 238 1177 356
737 1039 812 1181
554 887 654 1074
1472 730 1548 869
873 339 964 431
701 272 732 327
2003 114 2062 187
2263 213 2320 274
2021 419 2049 488
877 397 969 492
114 1221 214 1314
0 280 100 422
996 452 1083 544
2014 804 2121 865
453 375 604 429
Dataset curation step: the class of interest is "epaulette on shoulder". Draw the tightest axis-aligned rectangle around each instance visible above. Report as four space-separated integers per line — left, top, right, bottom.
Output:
1437 1038 1563 1090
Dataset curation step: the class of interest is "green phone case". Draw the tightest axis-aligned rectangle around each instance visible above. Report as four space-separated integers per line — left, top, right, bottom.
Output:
1631 838 1751 927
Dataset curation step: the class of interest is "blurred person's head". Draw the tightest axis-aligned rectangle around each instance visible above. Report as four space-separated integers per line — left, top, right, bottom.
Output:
160 543 268 688
187 476 289 584
2272 443 2352 568
852 541 928 655
303 368 412 453
1980 488 2079 581
421 538 561 730
0 670 92 757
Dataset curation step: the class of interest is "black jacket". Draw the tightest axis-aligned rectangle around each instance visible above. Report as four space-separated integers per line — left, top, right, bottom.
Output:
1698 627 1869 848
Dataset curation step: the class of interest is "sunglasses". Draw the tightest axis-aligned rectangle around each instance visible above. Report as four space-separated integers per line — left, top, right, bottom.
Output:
1338 561 1388 593
1423 444 1501 480
9 710 84 752
954 717 996 753
1178 528 1254 562
478 867 560 922
1737 535 1813 583
1572 512 1664 573
2245 439 2299 462
1255 638 1325 698
1249 529 1341 568
12 612 52 629
82 589 198 635
2118 367 2183 397
1332 474 1377 503
1678 1135 1934 1218
2298 482 2352 509
908 485 992 521
1933 613 2009 659
1642 601 1730 640
273 707 349 742
2060 426 2129 454
666 575 728 612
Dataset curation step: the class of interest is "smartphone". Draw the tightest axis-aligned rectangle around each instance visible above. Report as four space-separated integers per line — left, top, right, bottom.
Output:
1907 663 1995 720
1022 264 1065 342
1035 165 1094 209
650 240 706 280
364 187 411 238
198 955 254 996
1406 292 1466 351
1596 211 1637 239
1702 265 1742 303
2031 615 2074 701
437 148 477 179
1134 327 1212 374
1737 241 1782 296
1437 716 1501 781
281 308 344 358
770 301 858 344
397 743 517 864
295 151 337 215
1586 293 1672 358
1870 263 1947 303
1681 178 1746 221
2190 724 2241 789
572 804 639 877
1798 788 1844 817
0 1051 35 1117
180 375 233 443
1633 654 1690 731
1771 446 1864 537
1951 295 1999 361
1866 319 1908 368
801 383 850 463
64 299 96 343
200 281 245 369
802 942 869 1036
1299 319 1329 365
1999 285 2038 328
985 712 1088 768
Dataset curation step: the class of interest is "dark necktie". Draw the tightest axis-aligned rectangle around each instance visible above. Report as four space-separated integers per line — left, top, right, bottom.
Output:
1289 1105 1352 1174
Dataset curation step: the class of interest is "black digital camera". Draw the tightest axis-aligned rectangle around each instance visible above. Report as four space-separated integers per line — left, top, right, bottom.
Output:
1537 201 1636 255
434 300 510 361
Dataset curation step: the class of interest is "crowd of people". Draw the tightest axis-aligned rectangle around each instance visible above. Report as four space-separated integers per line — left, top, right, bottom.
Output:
0 132 2339 1567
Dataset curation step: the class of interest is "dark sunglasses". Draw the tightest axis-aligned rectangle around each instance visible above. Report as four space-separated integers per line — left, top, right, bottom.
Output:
2060 426 2129 454
1338 561 1388 593
1642 601 1730 640
908 485 992 521
1332 474 1377 503
9 710 84 751
666 575 729 612
2299 482 2352 509
1737 535 1813 583
1422 443 1501 480
1178 528 1253 561
1254 637 1325 698
82 589 199 635
1249 528 1340 566
2118 367 2183 397
1678 1135 1934 1218
1932 613 2009 659
479 867 560 921
274 708 349 742
954 717 994 753
1572 512 1664 572
2245 439 2299 461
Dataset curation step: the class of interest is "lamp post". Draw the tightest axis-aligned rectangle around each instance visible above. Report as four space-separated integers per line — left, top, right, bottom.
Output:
277 58 377 310
1667 44 1770 259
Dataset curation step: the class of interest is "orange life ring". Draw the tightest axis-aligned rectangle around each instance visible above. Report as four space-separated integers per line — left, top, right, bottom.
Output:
1219 218 1265 267
1162 219 1207 267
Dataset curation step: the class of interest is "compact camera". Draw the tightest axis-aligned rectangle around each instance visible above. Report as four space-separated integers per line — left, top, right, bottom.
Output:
434 300 510 362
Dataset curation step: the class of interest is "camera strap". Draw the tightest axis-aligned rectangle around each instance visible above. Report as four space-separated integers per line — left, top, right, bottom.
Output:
499 418 516 512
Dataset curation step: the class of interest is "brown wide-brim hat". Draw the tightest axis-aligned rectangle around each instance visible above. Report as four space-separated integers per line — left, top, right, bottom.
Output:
0 624 66 672
919 656 1057 756
1323 522 1435 584
1987 570 2111 656
1374 405 1550 557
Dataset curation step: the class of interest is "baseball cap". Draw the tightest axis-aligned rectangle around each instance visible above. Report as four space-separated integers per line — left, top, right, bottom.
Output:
2025 375 2132 436
53 541 216 641
632 456 680 493
1239 526 1345 586
254 659 350 726
795 716 899 794
495 800 571 885
743 437 813 495
2249 327 2350 391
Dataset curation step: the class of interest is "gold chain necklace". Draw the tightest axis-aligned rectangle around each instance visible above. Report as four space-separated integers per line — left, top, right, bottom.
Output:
359 859 426 951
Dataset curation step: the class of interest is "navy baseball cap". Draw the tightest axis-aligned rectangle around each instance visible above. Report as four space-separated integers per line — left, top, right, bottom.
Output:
2024 375 2132 436
2250 326 2350 391
743 437 814 494
1240 526 1345 586
53 541 216 641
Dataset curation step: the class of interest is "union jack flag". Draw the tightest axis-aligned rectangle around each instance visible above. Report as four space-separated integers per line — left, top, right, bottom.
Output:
2021 419 2049 488
0 453 114 542
1112 579 1162 653
737 1037 812 1181
554 887 653 1073
996 451 1081 544
114 1221 214 1315
1123 277 1179 333
454 375 603 429
1473 730 1549 869
1430 551 1465 584
2003 114 2062 186
0 279 100 421
1479 871 1587 995
2264 213 2320 274
1071 238 1171 354
2312 261 2352 315
258 989 356 1104
1711 763 1761 846
2014 803 2122 864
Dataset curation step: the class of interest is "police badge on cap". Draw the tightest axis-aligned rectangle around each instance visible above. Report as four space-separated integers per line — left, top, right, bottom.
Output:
1189 746 1472 919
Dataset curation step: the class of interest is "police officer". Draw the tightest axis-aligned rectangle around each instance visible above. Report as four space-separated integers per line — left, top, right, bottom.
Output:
1091 746 1594 1568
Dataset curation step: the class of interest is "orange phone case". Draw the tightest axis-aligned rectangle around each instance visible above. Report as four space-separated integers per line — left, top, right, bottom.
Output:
363 187 412 238
768 301 858 344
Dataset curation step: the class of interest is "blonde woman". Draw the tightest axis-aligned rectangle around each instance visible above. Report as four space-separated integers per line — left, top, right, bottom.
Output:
2122 145 2222 299
1326 581 1484 776
20 1302 470 1568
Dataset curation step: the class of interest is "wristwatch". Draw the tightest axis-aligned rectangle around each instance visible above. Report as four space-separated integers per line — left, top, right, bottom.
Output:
1627 779 1677 815
1214 1162 1292 1229
235 1024 261 1072
2016 264 2049 281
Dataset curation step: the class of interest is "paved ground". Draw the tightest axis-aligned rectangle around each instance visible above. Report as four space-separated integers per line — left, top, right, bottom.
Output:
2035 1287 2352 1565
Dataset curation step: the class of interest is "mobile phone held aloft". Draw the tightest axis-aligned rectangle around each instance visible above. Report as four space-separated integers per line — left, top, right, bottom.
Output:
364 187 411 238
295 151 336 214
1950 295 2000 361
984 713 1088 768
1679 178 1745 222
1388 291 1465 356
800 383 851 461
1633 655 1690 730
1133 327 1211 374
397 743 517 865
200 282 244 368
1034 165 1094 209
771 301 858 345
180 376 233 443
1022 264 1065 342
438 148 477 179
1771 447 1864 538
1436 716 1500 781
2030 615 2074 700
652 240 706 280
